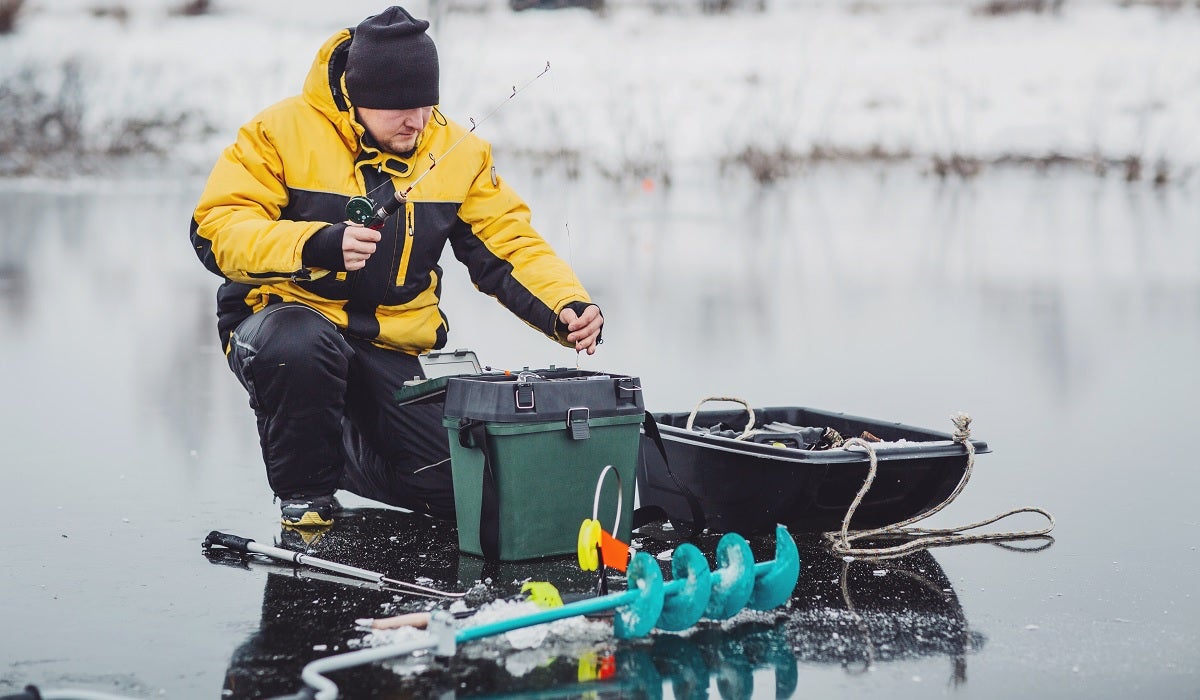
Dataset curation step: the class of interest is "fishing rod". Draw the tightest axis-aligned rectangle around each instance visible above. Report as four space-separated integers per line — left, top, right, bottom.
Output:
202 530 467 599
344 62 552 229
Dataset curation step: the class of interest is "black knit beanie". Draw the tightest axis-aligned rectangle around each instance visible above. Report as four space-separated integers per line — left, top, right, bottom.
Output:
346 6 440 110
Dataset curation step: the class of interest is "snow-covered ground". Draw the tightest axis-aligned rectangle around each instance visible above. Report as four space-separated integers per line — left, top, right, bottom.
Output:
1 0 1198 183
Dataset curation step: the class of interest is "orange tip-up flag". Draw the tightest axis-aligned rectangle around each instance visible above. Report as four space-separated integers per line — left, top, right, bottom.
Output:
599 530 630 572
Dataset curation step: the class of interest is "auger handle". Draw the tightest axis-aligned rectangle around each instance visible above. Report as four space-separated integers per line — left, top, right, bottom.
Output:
204 530 255 553
203 530 384 584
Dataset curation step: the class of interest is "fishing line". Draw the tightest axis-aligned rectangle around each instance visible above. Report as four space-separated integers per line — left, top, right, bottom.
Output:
406 61 551 197
347 63 553 227
543 63 586 369
547 62 575 271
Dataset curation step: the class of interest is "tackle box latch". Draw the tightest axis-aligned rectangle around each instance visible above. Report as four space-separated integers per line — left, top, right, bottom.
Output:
515 382 536 410
567 407 591 440
616 376 640 403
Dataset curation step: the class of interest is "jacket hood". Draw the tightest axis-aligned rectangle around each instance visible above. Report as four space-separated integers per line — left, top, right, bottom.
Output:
302 29 363 152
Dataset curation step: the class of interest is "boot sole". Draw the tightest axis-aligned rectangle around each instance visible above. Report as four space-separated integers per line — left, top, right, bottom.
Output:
280 512 334 528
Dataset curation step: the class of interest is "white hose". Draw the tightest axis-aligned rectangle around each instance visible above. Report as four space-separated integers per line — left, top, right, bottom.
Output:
300 638 439 700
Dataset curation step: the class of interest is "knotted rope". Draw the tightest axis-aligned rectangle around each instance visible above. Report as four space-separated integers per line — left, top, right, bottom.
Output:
823 412 1055 559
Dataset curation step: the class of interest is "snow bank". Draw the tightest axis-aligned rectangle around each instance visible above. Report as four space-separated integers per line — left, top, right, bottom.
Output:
1 0 1197 181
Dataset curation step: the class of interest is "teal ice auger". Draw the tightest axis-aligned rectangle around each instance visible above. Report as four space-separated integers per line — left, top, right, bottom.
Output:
287 525 801 700
463 524 799 642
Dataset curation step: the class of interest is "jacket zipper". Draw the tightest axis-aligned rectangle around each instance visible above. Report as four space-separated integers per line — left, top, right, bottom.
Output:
395 200 415 287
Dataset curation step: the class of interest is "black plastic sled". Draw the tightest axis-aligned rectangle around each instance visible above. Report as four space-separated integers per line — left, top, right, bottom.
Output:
635 404 989 536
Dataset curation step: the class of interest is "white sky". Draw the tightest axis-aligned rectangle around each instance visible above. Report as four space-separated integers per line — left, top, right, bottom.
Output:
2 0 1198 180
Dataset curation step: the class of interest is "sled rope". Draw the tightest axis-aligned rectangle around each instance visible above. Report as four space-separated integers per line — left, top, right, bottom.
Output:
686 396 756 440
823 412 1055 559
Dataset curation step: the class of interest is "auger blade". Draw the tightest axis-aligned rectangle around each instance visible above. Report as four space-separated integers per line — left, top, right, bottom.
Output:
614 551 665 639
747 525 801 611
704 533 756 620
656 543 712 631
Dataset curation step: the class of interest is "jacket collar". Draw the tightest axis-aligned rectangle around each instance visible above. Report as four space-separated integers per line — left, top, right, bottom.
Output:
301 29 362 153
304 29 425 181
356 132 422 180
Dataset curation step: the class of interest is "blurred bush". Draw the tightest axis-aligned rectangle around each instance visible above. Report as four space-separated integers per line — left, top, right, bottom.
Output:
510 0 603 10
0 0 25 34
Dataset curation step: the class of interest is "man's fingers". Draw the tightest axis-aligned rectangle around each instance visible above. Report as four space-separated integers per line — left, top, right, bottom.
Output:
575 330 599 353
566 307 603 348
569 319 601 340
345 230 380 252
342 225 380 269
345 224 382 241
344 226 382 247
559 305 603 353
567 305 601 331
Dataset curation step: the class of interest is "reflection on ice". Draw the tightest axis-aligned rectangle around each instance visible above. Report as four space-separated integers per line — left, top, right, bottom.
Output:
2 165 1198 697
203 507 989 699
785 544 981 685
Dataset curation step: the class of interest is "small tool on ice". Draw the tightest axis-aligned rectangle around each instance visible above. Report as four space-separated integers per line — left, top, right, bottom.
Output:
202 530 467 599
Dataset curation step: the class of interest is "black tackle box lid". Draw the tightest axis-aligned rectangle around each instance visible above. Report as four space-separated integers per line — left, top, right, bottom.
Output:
441 367 645 423
394 351 645 423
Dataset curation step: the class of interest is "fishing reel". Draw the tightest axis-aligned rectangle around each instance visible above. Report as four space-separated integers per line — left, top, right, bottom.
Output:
345 195 380 227
345 193 406 230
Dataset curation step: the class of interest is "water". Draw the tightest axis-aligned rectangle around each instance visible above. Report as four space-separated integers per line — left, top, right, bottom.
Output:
1 165 1197 698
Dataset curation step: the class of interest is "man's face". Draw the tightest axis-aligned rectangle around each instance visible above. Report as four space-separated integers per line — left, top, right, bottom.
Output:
357 106 434 155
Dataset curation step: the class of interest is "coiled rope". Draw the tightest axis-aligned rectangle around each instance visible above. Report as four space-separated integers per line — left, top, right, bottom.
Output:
823 412 1055 559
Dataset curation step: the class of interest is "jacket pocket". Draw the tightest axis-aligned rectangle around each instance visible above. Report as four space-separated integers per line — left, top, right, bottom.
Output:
395 200 416 287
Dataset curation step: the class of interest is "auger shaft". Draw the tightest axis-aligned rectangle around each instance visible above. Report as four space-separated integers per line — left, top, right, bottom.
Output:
456 588 639 644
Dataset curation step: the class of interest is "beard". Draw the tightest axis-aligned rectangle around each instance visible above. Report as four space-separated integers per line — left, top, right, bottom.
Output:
380 133 419 156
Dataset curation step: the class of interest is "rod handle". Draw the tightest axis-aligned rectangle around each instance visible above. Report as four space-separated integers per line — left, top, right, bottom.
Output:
379 190 406 218
363 191 406 230
203 530 255 553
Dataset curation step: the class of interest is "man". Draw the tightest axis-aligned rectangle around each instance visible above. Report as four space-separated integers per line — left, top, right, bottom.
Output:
189 6 603 528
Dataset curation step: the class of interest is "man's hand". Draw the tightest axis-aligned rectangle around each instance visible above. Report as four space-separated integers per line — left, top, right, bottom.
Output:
343 224 382 271
559 304 604 355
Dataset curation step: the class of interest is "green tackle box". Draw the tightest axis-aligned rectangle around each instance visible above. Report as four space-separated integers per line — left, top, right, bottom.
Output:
437 367 645 561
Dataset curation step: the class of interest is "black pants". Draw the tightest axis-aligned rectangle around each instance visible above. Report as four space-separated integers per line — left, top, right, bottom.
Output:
226 303 455 519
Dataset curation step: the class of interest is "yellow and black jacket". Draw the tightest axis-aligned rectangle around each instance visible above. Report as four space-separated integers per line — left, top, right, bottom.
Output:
190 29 590 355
